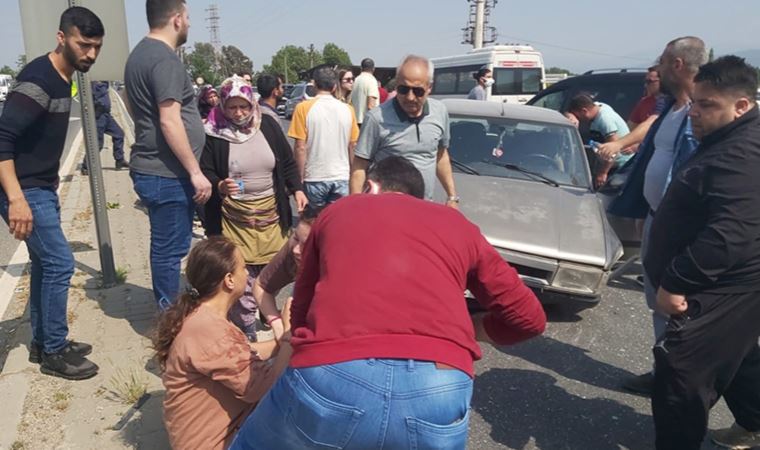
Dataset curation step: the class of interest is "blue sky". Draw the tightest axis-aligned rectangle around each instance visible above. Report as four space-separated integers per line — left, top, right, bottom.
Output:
2 0 759 74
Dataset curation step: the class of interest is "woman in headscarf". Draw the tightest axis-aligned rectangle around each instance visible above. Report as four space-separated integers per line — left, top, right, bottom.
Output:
201 76 307 341
198 85 219 122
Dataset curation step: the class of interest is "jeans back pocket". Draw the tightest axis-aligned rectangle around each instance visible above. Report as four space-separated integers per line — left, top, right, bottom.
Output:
406 407 470 450
287 370 365 449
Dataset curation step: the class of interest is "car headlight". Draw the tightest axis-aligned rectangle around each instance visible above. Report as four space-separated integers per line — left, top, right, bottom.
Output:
552 263 604 295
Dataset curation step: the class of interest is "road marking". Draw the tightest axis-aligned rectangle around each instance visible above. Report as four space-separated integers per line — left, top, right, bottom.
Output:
0 127 82 319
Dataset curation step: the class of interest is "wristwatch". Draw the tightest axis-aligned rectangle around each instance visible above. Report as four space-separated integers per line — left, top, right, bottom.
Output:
447 195 460 203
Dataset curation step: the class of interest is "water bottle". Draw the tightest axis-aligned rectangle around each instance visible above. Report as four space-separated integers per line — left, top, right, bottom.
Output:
230 160 245 200
588 140 614 162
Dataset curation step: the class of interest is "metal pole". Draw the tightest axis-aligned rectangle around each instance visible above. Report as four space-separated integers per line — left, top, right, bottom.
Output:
70 0 117 287
474 0 485 49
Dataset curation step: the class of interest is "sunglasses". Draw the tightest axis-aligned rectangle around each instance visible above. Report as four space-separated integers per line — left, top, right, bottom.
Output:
397 85 426 97
342 77 354 83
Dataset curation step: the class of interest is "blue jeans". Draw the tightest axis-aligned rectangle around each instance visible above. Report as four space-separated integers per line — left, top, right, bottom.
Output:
231 359 473 450
0 188 75 353
304 180 349 207
130 172 194 308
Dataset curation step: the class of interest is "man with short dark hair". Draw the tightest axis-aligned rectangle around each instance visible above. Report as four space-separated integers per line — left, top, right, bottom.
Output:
256 73 283 125
350 54 458 206
0 6 104 380
232 155 545 448
289 66 358 206
568 93 631 188
644 56 760 450
350 57 380 126
125 0 211 309
611 36 708 397
628 66 662 129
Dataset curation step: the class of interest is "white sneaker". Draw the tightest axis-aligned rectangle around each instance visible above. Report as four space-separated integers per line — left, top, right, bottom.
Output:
711 423 760 449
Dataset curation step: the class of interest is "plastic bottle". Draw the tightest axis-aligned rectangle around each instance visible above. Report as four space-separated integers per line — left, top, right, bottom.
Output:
588 140 615 161
230 160 245 200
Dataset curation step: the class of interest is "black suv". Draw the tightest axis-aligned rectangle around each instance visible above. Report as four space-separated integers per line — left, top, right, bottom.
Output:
528 69 647 134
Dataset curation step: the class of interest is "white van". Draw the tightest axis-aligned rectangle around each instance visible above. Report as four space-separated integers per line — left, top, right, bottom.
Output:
430 45 545 104
0 74 12 102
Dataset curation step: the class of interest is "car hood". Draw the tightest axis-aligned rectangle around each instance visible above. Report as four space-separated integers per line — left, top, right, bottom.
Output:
451 175 613 267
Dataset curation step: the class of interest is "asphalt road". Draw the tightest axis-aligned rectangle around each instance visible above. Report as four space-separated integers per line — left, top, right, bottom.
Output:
0 100 82 269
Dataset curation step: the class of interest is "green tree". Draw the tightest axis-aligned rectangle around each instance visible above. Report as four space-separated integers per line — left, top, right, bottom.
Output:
263 45 313 84
322 43 352 67
0 65 15 77
220 45 253 78
546 66 572 75
185 42 220 86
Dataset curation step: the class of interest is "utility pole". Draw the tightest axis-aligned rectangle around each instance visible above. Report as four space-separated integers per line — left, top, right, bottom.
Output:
283 52 288 83
205 3 222 74
473 0 485 49
308 43 315 68
462 0 498 49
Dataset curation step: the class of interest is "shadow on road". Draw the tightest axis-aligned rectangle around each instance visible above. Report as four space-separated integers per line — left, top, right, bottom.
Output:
473 368 652 449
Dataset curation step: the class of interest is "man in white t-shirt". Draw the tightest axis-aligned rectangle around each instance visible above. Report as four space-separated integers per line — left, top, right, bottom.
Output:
289 66 360 207
350 58 380 127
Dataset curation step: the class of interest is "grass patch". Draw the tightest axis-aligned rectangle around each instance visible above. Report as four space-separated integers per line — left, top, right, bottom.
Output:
106 202 121 210
109 367 148 405
115 267 128 285
53 391 72 411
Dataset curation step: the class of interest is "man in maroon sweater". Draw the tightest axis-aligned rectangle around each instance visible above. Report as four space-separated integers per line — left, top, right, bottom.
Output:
232 156 546 450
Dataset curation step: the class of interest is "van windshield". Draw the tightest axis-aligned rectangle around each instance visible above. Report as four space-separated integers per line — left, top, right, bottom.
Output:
492 68 542 96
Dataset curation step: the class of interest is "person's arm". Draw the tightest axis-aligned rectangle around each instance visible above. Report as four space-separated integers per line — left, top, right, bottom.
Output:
366 80 380 110
0 82 49 240
294 139 307 181
290 220 321 330
467 232 546 345
436 148 458 208
597 114 658 159
348 107 360 167
158 100 211 204
349 112 380 194
594 132 619 188
264 116 307 211
660 163 760 296
252 243 296 341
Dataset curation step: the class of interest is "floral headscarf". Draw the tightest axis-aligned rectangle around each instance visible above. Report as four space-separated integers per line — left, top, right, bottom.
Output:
197 85 218 120
204 76 262 144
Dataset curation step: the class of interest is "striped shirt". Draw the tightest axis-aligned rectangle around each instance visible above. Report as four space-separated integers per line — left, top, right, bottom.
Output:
0 54 72 190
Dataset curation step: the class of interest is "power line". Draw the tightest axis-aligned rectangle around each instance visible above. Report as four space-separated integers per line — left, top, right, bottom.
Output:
498 33 653 63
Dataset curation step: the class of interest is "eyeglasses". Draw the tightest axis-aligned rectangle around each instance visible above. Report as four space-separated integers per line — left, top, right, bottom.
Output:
397 85 426 97
342 78 354 83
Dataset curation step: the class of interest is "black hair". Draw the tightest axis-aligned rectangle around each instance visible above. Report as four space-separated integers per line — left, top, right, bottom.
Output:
367 156 425 199
146 0 186 30
299 204 324 226
473 66 491 80
568 93 595 112
256 74 280 99
313 66 338 91
694 55 759 101
361 58 375 71
59 6 104 38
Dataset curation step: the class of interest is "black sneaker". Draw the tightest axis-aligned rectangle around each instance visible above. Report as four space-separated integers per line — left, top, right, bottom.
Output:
622 372 654 397
29 340 92 364
40 346 98 380
115 159 130 170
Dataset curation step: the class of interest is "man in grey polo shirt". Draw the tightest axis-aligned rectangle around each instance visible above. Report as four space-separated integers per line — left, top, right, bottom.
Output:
350 55 458 205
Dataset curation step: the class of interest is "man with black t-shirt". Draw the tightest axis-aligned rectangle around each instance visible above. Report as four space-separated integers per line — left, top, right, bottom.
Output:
0 7 104 380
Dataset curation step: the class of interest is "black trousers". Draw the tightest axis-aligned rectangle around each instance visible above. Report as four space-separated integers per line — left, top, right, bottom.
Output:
652 290 760 449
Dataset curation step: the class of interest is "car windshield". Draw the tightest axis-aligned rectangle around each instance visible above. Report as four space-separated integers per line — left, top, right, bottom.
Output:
448 115 591 188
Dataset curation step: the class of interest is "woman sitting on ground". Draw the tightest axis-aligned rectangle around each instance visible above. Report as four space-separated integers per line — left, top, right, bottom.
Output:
201 75 307 341
155 236 292 450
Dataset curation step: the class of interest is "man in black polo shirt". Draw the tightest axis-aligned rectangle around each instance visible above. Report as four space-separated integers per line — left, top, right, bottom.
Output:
0 7 104 380
644 56 760 449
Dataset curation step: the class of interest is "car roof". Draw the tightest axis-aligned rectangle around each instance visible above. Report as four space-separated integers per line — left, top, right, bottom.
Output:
442 99 572 126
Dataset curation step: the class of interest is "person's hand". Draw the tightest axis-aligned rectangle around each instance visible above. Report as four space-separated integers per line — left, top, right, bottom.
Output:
596 141 622 161
294 191 308 212
656 287 688 315
445 199 460 210
190 172 212 204
594 172 608 189
8 197 33 241
218 178 240 196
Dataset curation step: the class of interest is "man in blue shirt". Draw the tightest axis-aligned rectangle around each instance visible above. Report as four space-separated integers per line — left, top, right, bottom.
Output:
568 94 631 188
